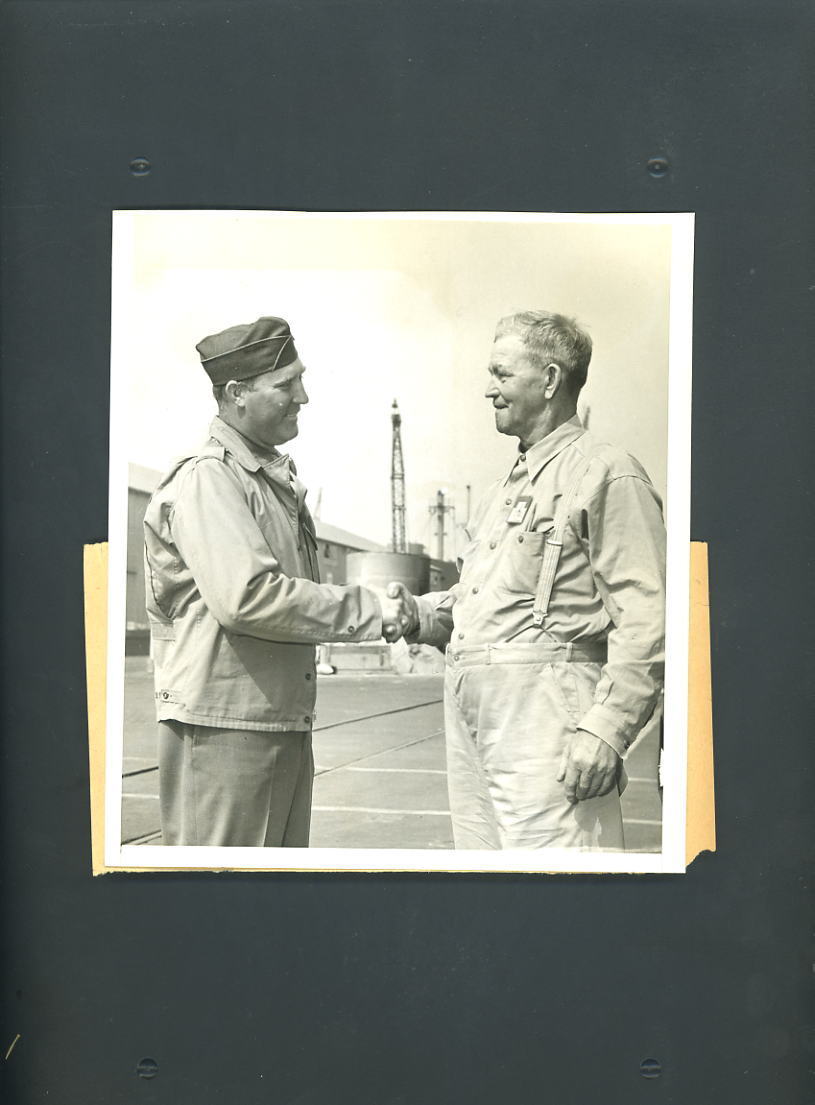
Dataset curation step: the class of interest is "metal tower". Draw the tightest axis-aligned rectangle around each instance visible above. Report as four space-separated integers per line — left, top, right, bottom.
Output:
429 489 455 561
390 400 407 553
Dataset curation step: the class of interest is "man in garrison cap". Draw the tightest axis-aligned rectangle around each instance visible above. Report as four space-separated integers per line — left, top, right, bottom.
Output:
143 317 403 848
384 311 666 851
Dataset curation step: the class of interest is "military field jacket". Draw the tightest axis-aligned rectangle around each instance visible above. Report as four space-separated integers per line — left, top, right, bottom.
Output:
143 418 383 732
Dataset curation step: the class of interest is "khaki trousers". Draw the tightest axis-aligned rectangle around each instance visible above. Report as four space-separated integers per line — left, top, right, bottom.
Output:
158 721 314 847
444 644 625 850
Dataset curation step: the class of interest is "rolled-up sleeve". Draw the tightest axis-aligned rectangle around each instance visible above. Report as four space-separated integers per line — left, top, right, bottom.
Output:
576 474 666 757
171 458 383 644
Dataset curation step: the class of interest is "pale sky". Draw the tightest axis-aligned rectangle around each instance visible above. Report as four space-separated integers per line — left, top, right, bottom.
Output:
113 211 680 556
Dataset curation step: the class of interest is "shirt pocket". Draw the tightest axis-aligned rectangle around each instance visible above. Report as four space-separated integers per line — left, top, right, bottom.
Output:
500 521 554 597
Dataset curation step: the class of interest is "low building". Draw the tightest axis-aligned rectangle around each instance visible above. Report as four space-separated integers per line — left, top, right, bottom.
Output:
312 520 383 584
429 557 460 591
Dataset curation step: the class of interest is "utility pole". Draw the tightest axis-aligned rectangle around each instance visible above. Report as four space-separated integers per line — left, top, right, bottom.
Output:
429 489 455 561
390 400 407 553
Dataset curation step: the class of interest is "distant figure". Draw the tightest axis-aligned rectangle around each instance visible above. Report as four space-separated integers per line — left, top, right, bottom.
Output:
143 316 403 847
385 311 666 850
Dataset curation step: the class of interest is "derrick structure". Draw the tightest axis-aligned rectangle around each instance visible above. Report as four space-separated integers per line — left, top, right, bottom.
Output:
390 400 407 553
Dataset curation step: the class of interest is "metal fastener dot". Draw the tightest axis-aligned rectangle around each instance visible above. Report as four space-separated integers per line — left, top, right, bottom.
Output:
640 1058 662 1079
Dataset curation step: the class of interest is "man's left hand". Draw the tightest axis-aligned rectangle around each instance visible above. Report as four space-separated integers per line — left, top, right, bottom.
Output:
557 730 621 803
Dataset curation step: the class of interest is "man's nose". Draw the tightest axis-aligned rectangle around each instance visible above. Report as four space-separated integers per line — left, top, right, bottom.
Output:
294 380 309 405
485 379 498 399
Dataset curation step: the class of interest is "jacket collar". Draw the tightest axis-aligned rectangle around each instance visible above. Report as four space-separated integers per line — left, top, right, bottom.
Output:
208 417 295 488
505 415 586 484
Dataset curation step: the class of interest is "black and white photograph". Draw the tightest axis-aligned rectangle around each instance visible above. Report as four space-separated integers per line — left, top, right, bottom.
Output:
105 210 693 873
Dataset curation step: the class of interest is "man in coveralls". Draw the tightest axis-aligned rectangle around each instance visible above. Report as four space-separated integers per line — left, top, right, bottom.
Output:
143 316 400 848
388 311 666 850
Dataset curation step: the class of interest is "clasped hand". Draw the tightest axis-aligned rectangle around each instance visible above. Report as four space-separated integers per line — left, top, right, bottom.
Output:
557 729 621 803
379 581 419 644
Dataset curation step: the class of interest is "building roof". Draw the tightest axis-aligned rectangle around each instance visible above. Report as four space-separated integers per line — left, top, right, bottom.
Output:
129 463 162 494
315 520 383 552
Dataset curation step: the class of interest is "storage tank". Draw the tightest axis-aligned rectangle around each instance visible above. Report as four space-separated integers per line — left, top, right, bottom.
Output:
346 550 430 595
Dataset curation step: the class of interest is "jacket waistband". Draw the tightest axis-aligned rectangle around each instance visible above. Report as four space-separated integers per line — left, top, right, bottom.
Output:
445 641 607 667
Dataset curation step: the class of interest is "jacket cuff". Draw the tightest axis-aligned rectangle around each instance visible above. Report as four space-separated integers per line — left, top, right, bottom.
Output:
367 594 385 640
409 596 439 645
577 704 629 759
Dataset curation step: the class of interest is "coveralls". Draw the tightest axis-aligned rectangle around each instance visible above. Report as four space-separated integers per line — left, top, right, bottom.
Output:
143 417 383 847
412 417 666 850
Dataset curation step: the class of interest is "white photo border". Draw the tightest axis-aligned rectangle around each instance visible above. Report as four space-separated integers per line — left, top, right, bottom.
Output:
104 210 694 874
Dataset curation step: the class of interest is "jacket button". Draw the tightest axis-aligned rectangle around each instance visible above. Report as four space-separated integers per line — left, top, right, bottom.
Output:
161 691 169 700
505 498 512 505
458 632 465 639
304 716 311 724
305 673 312 681
347 625 355 633
472 586 479 594
489 541 497 550
518 534 524 543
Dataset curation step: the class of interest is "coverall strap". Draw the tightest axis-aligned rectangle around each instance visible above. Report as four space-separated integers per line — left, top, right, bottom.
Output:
532 456 593 627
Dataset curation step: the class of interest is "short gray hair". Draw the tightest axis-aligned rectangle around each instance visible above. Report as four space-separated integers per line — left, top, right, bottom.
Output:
495 311 592 396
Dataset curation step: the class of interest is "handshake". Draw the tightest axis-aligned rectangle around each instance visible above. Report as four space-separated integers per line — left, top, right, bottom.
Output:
378 581 420 644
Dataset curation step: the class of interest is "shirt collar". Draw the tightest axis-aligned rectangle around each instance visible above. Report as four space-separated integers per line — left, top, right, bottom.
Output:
505 415 586 484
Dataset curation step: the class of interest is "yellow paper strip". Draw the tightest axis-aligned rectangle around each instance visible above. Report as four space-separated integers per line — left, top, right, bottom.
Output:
686 542 716 864
83 543 108 876
85 541 715 873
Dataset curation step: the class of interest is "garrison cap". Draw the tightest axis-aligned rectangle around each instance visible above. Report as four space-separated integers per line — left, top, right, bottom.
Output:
196 316 299 385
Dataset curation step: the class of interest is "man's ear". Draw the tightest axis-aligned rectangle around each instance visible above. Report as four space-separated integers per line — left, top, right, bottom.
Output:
543 362 563 399
224 379 244 407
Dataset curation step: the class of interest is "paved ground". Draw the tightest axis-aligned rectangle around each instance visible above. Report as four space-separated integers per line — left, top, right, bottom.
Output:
121 658 662 851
